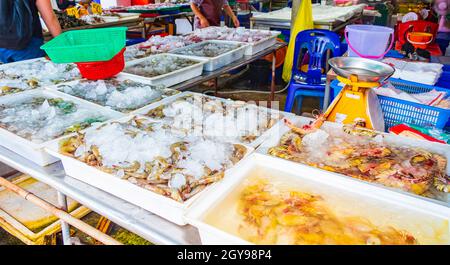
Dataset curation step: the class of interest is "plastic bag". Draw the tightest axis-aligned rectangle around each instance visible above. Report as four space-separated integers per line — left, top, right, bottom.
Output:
282 0 314 82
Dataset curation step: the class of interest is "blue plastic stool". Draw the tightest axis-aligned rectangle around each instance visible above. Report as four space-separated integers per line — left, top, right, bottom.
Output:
284 29 342 114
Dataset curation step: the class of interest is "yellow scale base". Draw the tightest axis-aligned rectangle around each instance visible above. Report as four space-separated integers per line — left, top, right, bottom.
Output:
324 75 384 131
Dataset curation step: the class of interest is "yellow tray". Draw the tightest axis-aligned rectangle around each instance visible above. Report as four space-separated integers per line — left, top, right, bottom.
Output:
0 175 90 245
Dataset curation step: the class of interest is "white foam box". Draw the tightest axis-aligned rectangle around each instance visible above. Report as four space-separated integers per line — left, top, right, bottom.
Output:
256 115 450 205
185 153 450 245
122 53 207 87
45 115 253 225
0 89 123 166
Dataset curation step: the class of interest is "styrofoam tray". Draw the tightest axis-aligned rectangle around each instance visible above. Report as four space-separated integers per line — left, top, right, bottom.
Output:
169 40 248 72
256 115 450 206
132 91 295 149
44 115 254 225
45 74 179 114
186 153 450 245
122 53 207 87
0 89 123 166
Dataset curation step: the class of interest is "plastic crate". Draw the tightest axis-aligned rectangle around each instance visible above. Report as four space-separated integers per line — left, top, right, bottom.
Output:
75 48 125 80
128 9 158 14
180 4 192 12
436 65 450 89
330 78 450 131
41 27 127 63
157 6 180 15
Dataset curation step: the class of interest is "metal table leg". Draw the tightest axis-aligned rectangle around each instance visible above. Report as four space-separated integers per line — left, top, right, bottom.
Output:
57 191 71 245
323 78 331 110
269 50 277 107
214 77 219 96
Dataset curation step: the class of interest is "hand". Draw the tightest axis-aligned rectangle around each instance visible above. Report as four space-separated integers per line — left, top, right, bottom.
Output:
199 17 210 28
232 16 240 28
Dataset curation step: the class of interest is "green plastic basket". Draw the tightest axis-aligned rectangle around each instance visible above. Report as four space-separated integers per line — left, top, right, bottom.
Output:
157 6 181 15
41 27 127 63
180 6 192 12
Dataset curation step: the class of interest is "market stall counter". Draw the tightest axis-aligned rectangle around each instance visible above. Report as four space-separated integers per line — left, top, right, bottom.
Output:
0 145 201 245
251 4 365 32
42 14 145 41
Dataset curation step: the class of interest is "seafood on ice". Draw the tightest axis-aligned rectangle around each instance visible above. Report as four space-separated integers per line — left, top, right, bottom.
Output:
56 78 179 113
268 118 449 196
125 3 177 11
0 96 110 144
79 14 106 25
0 59 80 96
58 116 248 202
205 176 418 245
185 27 276 43
171 42 242 58
124 36 188 61
144 94 282 144
124 55 199 78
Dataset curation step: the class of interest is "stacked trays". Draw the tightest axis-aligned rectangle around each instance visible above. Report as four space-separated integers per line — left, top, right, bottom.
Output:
170 40 248 71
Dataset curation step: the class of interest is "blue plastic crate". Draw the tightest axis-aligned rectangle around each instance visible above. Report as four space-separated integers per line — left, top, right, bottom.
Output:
330 78 450 131
436 66 450 89
126 38 146 46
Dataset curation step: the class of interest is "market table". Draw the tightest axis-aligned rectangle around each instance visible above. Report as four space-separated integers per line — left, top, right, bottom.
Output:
170 41 287 104
250 5 365 32
142 12 195 37
0 145 201 245
0 40 286 245
43 16 145 41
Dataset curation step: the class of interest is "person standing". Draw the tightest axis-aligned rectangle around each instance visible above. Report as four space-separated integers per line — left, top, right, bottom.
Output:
190 0 240 29
0 0 62 63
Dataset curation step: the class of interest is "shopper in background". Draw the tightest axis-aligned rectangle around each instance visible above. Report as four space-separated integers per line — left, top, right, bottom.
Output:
0 0 62 63
56 0 76 10
190 0 240 29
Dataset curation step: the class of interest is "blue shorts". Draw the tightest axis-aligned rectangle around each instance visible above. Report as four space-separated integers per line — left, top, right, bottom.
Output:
0 37 45 63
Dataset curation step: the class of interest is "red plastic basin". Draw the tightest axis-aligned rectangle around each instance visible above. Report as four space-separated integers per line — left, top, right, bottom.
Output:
76 48 125 80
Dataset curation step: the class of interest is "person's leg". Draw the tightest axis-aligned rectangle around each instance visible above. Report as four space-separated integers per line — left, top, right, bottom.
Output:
0 38 45 63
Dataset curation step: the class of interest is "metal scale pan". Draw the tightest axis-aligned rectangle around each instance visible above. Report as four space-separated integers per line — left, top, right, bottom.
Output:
328 57 395 83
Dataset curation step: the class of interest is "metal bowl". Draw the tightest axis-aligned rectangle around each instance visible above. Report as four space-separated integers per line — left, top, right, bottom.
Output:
328 57 395 83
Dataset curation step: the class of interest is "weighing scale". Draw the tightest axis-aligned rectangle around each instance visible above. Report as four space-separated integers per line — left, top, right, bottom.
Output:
324 57 395 132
